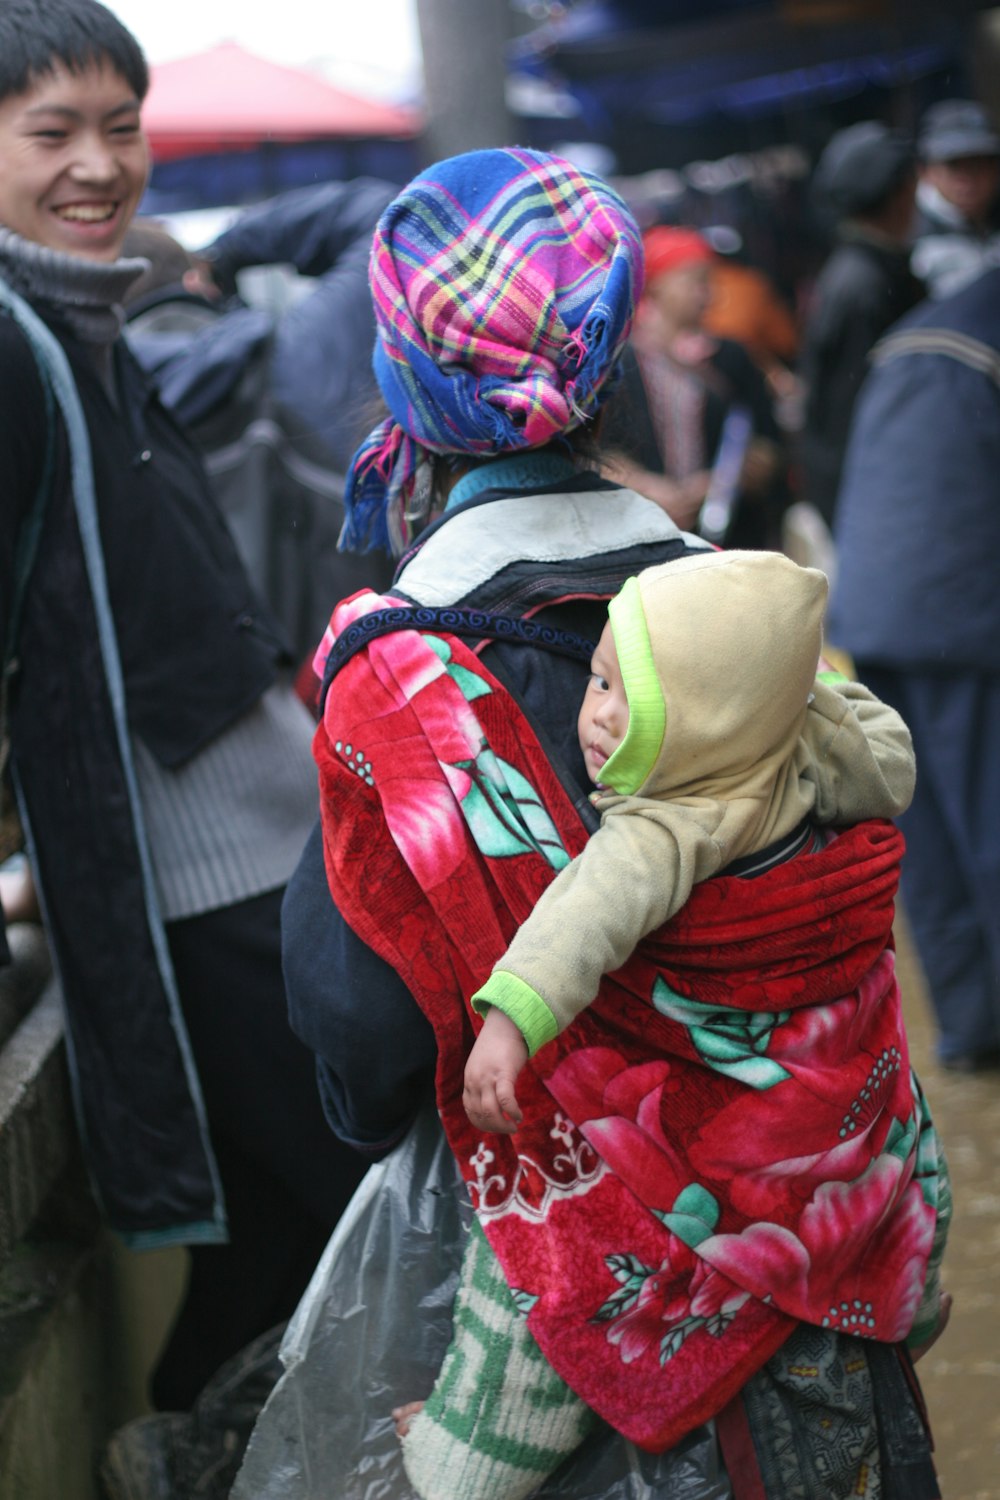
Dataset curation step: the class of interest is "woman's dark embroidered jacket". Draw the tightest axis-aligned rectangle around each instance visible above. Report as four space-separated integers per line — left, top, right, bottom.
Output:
282 478 710 1159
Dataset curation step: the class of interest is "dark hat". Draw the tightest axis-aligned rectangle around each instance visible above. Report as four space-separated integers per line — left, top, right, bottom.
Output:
918 100 1000 162
813 121 915 217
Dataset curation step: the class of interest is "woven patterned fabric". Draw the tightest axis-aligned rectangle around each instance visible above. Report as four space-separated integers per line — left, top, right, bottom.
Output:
342 147 643 555
743 1323 882 1498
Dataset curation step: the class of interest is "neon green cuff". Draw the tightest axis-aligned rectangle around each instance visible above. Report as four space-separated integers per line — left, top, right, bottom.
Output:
471 971 559 1057
817 670 849 684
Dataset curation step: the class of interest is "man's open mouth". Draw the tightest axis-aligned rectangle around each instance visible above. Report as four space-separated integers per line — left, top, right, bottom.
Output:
55 203 118 223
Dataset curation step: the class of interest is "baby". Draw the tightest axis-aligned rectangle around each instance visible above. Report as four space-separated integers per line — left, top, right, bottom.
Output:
465 548 916 1130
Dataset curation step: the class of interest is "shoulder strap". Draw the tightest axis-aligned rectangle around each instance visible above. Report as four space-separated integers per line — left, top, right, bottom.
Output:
319 604 596 711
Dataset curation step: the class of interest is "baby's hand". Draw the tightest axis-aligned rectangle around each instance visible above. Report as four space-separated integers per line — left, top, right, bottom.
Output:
463 1006 528 1134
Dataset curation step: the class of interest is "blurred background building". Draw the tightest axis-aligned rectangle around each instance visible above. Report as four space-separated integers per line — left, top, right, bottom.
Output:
130 0 1000 308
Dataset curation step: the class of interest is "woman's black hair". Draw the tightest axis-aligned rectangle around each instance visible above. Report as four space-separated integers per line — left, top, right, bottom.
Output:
353 368 615 549
424 419 606 516
0 0 149 106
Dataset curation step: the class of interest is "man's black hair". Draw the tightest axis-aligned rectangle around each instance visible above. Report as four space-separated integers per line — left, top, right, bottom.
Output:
0 0 149 106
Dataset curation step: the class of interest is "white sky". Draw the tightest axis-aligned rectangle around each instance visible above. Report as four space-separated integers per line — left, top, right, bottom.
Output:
104 0 423 100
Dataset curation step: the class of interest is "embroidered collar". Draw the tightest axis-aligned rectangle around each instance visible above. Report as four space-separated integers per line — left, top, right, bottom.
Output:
445 451 578 510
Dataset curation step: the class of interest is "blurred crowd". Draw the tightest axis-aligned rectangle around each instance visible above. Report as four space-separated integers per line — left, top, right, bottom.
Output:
612 97 1000 549
99 91 1000 638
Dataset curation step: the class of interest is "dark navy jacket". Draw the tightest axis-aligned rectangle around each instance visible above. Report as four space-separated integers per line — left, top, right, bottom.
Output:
0 298 286 1240
798 233 923 525
828 267 1000 671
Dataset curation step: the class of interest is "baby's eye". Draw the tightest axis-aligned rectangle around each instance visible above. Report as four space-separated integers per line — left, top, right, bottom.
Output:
589 672 610 692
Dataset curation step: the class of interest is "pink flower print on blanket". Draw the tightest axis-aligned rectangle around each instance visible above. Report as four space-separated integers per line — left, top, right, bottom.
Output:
547 948 937 1351
320 591 569 892
313 587 405 679
695 1146 937 1341
591 1155 933 1373
319 595 485 890
593 1216 753 1370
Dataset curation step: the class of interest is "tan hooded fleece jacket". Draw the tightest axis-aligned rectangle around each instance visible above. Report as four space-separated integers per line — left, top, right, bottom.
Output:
472 549 915 1054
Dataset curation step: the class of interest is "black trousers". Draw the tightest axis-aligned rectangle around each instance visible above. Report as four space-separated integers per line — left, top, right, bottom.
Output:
152 886 368 1409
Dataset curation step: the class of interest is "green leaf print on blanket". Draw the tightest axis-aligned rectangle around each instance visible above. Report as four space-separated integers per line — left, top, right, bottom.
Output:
425 634 493 702
592 1196 740 1370
424 634 570 871
458 746 570 872
651 977 791 1089
658 1183 720 1249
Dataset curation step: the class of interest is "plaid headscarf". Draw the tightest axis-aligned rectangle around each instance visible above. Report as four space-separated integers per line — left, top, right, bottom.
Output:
342 147 644 555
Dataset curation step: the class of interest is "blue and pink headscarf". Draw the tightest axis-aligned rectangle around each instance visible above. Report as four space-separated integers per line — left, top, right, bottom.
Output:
342 146 645 555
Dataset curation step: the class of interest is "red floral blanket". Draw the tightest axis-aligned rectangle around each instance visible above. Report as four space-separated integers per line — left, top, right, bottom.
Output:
314 591 942 1451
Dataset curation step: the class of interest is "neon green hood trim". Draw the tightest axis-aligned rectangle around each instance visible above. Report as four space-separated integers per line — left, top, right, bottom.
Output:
598 550 828 807
602 575 666 794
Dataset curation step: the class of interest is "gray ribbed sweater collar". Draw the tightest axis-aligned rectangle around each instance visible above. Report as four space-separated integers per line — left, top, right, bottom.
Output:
0 226 147 348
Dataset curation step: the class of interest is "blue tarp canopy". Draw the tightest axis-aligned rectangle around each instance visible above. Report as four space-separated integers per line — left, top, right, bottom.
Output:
510 0 995 168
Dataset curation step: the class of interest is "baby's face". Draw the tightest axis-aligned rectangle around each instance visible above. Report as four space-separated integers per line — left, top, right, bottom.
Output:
577 622 630 784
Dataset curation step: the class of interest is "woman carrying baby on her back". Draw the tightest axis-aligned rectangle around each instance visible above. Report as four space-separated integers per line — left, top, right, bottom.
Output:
287 146 950 1500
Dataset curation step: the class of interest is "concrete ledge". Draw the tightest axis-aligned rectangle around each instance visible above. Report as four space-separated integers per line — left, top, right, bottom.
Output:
0 948 185 1498
0 1179 109 1500
0 984 73 1265
0 924 50 1053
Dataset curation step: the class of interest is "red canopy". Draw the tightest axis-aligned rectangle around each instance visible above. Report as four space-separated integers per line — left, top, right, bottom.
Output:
143 41 421 161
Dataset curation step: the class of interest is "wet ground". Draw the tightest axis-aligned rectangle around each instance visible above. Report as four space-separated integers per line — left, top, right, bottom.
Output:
895 911 1000 1500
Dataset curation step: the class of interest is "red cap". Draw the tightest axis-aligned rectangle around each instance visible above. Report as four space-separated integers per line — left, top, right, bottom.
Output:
643 227 714 283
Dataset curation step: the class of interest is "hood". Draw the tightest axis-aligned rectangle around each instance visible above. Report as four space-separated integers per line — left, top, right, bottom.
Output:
602 549 827 803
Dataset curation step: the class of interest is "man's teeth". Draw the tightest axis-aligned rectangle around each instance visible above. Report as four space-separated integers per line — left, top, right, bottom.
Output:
57 204 116 222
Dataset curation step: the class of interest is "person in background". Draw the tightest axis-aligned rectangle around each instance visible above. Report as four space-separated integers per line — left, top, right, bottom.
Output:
130 178 393 473
797 121 922 530
912 98 1000 297
603 226 788 549
0 3 367 1491
829 266 1000 1076
122 180 397 675
702 240 799 405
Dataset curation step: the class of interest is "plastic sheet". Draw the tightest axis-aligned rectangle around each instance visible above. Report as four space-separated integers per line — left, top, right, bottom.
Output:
232 1104 733 1500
